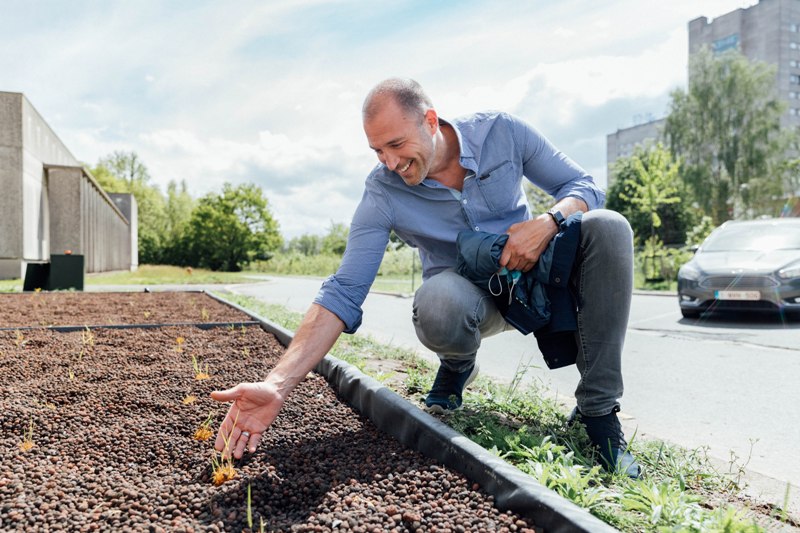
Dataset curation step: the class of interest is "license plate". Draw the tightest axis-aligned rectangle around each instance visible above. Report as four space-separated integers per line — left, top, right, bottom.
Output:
715 290 760 301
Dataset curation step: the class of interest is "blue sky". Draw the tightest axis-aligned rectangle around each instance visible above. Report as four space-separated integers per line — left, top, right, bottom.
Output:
2 0 755 238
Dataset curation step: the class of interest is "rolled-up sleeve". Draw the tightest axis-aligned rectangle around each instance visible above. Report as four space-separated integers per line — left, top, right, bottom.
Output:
313 181 393 333
510 114 605 210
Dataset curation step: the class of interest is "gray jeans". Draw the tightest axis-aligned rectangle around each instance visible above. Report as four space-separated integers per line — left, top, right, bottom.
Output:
412 209 633 416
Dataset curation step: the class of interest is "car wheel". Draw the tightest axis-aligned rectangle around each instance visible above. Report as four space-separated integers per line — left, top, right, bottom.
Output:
681 309 701 319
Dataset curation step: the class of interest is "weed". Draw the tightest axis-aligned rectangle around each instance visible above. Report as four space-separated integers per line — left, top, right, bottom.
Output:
18 420 35 452
192 354 211 380
68 367 75 381
200 307 210 321
143 311 151 319
182 395 197 405
175 336 185 353
242 347 250 357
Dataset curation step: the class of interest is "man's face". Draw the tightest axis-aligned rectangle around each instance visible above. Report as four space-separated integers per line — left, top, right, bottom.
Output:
363 98 437 186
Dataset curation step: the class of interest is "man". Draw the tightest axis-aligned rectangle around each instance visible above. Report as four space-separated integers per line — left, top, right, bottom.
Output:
211 78 640 478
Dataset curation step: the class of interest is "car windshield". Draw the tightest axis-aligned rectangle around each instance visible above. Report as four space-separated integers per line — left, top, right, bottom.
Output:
703 223 800 252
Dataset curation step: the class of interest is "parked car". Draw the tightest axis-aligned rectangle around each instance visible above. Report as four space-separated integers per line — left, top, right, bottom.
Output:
677 218 800 318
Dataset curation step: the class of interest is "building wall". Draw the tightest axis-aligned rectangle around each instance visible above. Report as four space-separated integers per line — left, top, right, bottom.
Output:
606 118 666 188
689 0 800 129
0 91 136 280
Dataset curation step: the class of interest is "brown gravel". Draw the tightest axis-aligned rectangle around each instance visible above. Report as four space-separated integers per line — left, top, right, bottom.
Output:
0 292 542 532
0 291 250 327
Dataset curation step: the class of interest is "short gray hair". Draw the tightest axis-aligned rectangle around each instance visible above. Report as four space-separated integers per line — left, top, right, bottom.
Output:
362 78 433 122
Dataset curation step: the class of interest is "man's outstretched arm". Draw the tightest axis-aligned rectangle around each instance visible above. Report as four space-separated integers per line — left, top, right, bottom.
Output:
210 303 345 459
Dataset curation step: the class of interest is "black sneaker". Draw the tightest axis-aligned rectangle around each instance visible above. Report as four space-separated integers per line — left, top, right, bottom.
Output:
569 406 641 479
424 362 480 414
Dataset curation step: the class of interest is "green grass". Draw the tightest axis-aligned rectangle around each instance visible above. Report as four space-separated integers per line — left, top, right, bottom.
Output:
222 294 796 532
87 265 255 285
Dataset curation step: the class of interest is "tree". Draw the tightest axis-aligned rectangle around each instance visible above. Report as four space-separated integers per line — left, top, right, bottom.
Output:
606 144 691 245
321 222 349 256
286 233 323 255
90 152 168 263
160 180 196 265
183 183 282 271
523 181 555 215
664 47 789 223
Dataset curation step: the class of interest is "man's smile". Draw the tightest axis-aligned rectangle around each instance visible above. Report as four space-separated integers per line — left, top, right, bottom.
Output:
399 160 412 173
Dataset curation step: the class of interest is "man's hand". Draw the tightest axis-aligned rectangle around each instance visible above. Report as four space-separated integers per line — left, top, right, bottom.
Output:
499 215 558 272
210 382 285 459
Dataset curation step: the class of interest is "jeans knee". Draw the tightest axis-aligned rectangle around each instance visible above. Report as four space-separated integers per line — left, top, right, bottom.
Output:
413 272 481 355
582 210 633 242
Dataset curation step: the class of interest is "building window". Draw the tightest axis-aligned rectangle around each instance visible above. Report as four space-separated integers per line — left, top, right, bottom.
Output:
792 74 800 84
791 91 798 99
792 60 798 68
713 34 739 53
791 42 799 50
791 23 799 32
791 108 798 116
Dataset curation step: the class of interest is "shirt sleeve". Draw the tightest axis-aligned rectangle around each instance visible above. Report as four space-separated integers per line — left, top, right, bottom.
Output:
313 179 393 334
509 114 605 210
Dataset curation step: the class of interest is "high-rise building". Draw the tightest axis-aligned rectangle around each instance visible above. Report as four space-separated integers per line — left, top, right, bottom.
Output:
606 0 798 186
689 0 800 129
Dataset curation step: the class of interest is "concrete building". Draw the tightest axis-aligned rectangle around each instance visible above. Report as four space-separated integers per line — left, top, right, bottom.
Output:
690 0 800 130
606 118 665 188
607 0 800 186
0 91 137 281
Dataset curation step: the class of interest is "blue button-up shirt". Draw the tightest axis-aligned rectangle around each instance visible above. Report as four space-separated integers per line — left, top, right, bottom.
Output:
315 111 605 333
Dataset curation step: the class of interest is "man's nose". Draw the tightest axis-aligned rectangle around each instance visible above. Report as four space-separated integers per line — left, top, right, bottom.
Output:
384 152 399 171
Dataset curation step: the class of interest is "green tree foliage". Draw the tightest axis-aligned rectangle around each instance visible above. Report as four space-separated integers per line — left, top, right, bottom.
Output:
606 144 690 245
91 151 168 263
285 233 323 255
524 182 555 214
664 47 789 223
160 180 196 264
182 183 282 271
321 222 349 256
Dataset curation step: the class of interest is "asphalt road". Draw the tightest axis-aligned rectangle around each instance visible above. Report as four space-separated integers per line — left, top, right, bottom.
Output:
226 276 800 514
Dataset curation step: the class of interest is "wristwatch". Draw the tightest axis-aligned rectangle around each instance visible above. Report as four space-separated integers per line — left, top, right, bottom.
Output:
546 208 566 230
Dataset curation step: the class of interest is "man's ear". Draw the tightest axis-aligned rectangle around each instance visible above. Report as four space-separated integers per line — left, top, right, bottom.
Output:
424 109 438 134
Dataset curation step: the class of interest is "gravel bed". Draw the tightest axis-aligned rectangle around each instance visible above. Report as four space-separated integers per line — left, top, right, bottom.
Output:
0 293 542 532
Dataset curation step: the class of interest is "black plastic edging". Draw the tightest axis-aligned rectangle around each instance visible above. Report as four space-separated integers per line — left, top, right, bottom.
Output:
207 291 619 533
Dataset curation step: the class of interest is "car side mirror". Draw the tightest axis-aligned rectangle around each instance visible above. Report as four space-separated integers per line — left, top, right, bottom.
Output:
689 244 700 254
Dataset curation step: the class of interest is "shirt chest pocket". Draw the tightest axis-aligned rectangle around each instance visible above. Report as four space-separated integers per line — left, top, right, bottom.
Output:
475 161 520 214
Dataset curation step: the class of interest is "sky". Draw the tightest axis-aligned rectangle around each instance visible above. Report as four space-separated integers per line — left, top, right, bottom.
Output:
1 0 756 239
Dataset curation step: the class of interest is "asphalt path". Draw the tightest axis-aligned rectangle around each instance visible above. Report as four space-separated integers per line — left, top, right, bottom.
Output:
224 276 800 514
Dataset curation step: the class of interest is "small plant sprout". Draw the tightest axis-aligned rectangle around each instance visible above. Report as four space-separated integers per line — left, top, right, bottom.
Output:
143 310 151 319
192 355 211 380
182 394 197 405
200 307 210 321
194 412 215 441
81 326 94 347
210 411 239 486
14 329 25 348
19 420 35 452
247 482 253 529
68 367 75 381
175 336 185 353
242 347 250 357
45 402 56 410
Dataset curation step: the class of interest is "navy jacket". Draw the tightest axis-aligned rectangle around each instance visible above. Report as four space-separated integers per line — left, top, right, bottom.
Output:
455 212 582 369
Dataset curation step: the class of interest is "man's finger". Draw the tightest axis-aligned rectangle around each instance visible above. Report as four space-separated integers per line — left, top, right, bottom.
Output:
210 386 240 402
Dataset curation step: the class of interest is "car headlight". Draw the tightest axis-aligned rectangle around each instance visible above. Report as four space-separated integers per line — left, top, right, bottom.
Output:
778 262 800 280
679 263 702 281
